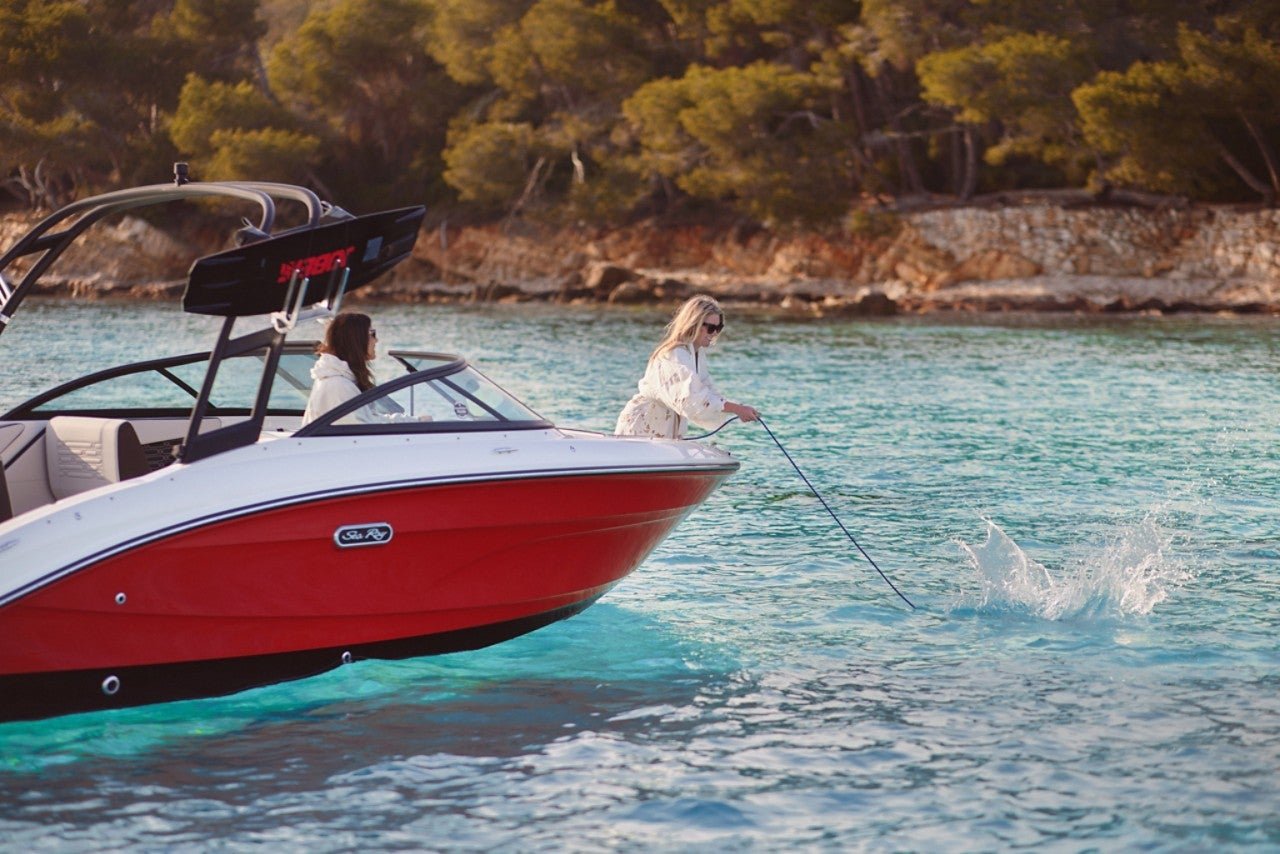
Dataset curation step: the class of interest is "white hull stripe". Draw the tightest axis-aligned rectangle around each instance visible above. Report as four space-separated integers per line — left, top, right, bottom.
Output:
0 461 737 607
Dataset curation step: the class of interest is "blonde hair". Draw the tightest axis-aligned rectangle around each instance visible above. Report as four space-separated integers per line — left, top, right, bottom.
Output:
650 294 724 363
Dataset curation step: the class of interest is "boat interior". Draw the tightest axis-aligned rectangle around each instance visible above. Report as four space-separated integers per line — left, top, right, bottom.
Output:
0 339 303 520
0 342 552 522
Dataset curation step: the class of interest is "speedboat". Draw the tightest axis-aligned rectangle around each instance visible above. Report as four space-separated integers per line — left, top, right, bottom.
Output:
0 167 738 722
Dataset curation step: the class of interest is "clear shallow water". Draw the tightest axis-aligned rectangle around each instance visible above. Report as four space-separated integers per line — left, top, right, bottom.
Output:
1 301 1278 849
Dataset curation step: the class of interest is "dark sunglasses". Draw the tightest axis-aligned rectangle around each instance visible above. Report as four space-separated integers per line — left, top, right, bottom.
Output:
702 321 724 335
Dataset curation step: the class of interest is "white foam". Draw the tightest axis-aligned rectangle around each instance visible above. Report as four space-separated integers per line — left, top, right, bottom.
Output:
956 515 1192 620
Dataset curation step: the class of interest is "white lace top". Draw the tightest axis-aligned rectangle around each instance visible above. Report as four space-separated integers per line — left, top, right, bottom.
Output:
614 343 727 439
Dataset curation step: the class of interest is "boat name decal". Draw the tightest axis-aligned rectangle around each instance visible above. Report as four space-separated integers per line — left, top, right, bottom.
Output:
333 522 394 548
278 245 357 283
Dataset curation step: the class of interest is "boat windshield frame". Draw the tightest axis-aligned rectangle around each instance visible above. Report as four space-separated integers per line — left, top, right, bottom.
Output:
1 340 324 420
3 342 551 439
2 351 213 420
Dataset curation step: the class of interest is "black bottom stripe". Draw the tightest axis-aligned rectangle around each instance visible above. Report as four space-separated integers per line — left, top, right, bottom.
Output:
0 597 598 724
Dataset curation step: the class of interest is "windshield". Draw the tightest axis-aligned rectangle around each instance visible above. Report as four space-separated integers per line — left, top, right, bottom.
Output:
302 357 545 433
327 365 542 426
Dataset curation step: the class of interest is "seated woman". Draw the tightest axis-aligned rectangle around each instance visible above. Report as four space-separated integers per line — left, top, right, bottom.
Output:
302 312 424 426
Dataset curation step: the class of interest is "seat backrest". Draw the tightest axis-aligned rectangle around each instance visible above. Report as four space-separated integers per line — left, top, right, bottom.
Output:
0 462 12 523
45 417 151 500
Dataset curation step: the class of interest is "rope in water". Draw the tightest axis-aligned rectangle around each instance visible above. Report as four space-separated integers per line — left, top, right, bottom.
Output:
690 414 916 611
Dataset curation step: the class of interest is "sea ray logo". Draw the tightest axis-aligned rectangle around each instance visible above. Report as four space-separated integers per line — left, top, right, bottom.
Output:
334 522 394 548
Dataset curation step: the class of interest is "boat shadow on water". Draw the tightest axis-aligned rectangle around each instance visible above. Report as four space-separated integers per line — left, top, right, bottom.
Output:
0 603 743 776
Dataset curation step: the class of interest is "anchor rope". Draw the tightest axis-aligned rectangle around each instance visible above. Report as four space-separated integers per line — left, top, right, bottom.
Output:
690 414 916 610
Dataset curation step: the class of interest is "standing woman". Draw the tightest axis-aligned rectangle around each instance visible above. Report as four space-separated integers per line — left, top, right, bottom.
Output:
301 311 381 425
615 295 759 439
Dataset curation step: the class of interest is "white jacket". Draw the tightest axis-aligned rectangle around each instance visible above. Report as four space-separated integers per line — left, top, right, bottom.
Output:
301 353 371 426
614 343 726 439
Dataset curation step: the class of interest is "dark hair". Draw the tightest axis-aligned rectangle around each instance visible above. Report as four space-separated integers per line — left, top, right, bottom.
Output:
319 312 375 391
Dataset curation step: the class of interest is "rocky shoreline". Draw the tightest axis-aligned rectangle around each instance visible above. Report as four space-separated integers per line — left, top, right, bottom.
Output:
4 201 1278 316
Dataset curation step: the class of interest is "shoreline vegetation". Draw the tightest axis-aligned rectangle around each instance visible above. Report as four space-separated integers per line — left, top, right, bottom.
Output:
6 196 1277 317
4 3 1279 323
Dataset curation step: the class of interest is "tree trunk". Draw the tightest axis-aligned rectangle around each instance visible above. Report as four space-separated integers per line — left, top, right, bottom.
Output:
1239 112 1280 200
304 168 339 202
511 155 548 216
959 126 978 201
892 125 924 195
845 66 890 195
1214 139 1275 205
872 72 924 195
253 47 278 104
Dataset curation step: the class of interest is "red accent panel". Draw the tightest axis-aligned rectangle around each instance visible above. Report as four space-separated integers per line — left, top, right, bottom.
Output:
0 470 727 674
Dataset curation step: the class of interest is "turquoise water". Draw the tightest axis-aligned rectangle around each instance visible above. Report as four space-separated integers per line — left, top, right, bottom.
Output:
1 301 1278 849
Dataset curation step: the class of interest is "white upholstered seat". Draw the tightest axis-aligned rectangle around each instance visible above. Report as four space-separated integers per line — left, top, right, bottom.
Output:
45 417 150 499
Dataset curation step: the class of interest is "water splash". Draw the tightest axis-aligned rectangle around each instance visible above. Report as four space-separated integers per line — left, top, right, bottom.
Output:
955 515 1192 620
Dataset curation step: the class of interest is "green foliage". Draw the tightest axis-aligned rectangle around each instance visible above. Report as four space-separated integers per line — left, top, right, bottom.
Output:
0 0 270 206
1 5 108 201
429 0 533 87
205 128 322 182
1074 22 1280 199
269 0 432 133
625 61 851 224
438 0 663 218
844 207 901 239
443 122 540 206
563 158 651 222
1074 63 1201 193
701 0 860 62
152 0 267 83
920 32 1093 176
171 77 291 155
491 0 653 105
170 76 319 183
854 0 974 73
268 0 465 207
0 0 1278 218
0 1 94 120
1178 22 1280 114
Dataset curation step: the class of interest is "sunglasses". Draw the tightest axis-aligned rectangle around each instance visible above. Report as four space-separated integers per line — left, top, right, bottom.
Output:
702 321 725 335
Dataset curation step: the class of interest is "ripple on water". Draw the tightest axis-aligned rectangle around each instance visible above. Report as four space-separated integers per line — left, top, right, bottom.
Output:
1 306 1278 849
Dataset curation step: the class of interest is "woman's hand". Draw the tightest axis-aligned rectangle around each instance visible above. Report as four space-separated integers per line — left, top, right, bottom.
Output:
725 401 760 422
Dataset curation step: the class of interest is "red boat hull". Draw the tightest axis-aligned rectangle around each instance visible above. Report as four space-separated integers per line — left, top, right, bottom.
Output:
0 468 730 721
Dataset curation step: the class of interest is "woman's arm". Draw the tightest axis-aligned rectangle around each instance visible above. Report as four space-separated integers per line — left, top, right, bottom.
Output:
723 401 760 422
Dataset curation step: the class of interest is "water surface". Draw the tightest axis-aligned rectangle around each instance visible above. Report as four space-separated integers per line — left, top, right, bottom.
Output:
1 302 1277 849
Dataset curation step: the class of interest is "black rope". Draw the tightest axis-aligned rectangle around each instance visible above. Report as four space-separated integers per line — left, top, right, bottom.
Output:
752 416 916 610
686 415 739 440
